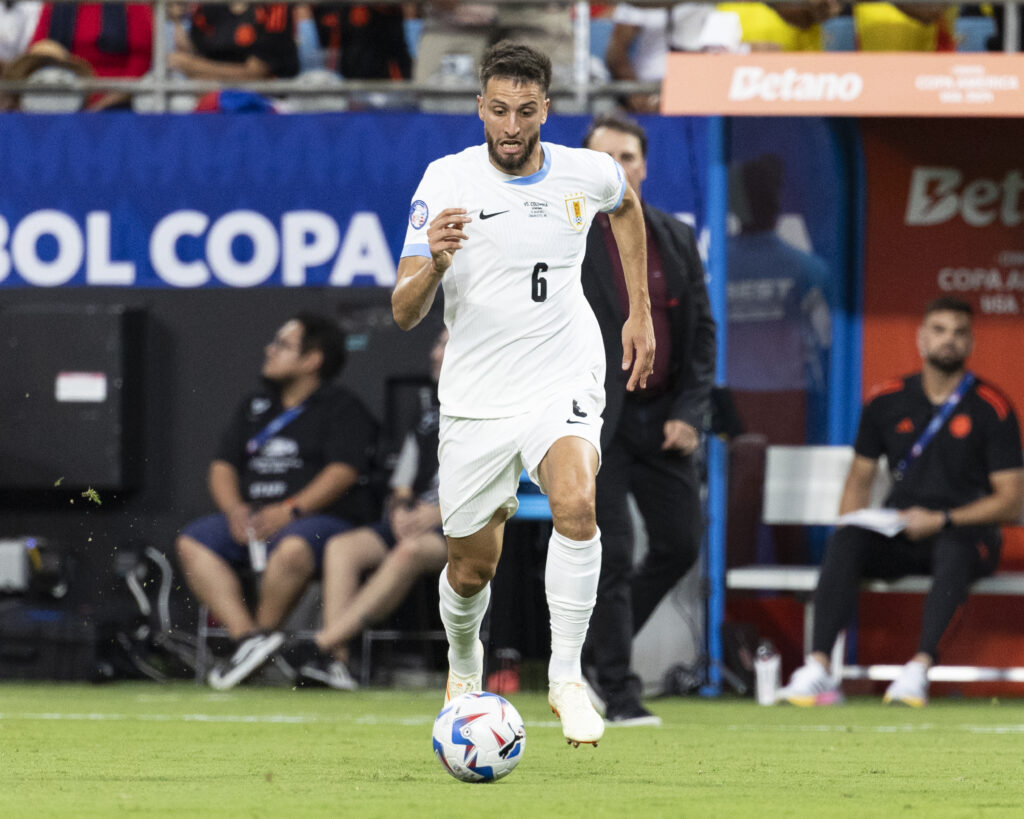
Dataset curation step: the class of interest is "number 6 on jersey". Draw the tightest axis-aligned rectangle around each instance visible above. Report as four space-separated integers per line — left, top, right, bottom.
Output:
532 262 548 303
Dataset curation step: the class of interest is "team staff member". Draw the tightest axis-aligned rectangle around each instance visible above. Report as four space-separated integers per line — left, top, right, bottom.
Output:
176 312 378 690
393 42 655 747
780 297 1024 707
580 115 715 726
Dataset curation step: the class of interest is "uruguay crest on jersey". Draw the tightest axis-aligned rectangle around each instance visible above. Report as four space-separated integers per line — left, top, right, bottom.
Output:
564 193 587 232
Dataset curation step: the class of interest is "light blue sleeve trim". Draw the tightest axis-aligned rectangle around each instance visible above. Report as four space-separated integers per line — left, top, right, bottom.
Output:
401 243 431 259
603 160 627 213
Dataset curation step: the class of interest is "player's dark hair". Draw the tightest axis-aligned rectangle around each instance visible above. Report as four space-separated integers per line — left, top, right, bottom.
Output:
479 40 552 96
582 114 648 159
293 311 347 381
924 296 973 319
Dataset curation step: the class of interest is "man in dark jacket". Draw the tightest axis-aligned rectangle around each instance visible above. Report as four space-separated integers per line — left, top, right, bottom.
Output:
581 115 716 724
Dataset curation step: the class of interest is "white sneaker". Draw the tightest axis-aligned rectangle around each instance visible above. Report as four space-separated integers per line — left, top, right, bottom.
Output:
444 639 483 704
883 661 929 707
548 681 605 747
298 653 359 691
778 656 843 707
207 630 285 691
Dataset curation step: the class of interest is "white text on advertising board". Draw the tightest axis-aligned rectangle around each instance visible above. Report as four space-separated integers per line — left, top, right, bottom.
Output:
905 167 1024 227
0 210 397 287
728 67 863 102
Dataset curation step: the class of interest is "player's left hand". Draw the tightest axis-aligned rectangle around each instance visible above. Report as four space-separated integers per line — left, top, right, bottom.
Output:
663 420 700 455
621 312 655 392
899 506 945 541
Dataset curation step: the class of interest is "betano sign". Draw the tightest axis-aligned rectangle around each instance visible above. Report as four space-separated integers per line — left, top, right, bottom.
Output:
662 54 1024 117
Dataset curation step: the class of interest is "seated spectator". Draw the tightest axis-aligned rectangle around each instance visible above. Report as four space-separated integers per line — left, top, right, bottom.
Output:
169 2 299 82
413 1 574 112
31 2 151 75
604 3 716 113
717 2 840 51
778 298 1024 707
298 330 449 689
29 2 152 109
853 2 959 51
296 3 410 80
0 37 92 111
176 312 379 690
0 1 42 73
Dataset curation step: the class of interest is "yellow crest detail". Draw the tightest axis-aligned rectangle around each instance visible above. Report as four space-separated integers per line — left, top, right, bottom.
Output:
564 194 587 232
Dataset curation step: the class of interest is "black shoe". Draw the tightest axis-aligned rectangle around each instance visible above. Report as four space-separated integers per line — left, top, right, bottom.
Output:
297 648 358 691
605 702 662 727
207 630 285 691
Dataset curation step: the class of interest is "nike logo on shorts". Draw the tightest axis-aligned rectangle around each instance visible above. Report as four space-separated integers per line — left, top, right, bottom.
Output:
479 209 509 220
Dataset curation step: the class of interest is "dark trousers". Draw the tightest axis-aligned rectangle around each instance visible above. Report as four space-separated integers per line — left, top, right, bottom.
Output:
812 524 1001 660
585 395 704 709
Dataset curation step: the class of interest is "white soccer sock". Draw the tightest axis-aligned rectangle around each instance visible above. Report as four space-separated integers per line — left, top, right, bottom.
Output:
438 566 490 677
545 526 601 684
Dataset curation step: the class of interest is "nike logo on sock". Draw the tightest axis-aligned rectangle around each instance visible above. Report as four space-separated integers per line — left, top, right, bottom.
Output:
479 209 509 220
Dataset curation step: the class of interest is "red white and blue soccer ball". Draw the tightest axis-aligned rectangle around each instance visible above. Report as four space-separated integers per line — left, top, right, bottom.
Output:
432 692 526 783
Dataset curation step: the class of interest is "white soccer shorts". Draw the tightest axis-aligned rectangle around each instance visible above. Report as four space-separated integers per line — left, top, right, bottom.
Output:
438 377 605 538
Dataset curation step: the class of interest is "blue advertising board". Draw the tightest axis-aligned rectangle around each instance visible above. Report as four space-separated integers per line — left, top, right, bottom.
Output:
0 113 709 289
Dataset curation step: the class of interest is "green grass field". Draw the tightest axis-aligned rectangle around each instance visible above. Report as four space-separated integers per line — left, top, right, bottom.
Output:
1 682 1022 817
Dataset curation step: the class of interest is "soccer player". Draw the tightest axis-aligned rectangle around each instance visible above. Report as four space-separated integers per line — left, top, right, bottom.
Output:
392 41 655 747
779 297 1024 707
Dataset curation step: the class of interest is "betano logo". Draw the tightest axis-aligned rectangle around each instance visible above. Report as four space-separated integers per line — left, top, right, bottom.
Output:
905 167 1024 227
728 66 863 102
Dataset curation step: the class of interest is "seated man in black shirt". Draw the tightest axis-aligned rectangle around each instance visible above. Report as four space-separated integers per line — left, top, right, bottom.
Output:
176 312 378 690
169 2 299 81
779 297 1024 707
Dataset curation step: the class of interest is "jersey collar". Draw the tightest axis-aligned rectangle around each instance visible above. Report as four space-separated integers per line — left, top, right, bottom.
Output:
489 143 551 186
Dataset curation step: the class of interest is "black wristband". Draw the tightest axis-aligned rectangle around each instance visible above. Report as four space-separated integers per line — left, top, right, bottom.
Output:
942 510 954 530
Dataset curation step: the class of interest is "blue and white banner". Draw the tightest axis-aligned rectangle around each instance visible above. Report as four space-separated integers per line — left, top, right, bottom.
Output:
0 113 708 289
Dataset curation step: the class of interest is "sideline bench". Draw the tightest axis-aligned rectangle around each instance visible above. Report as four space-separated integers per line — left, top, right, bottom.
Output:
726 445 1024 683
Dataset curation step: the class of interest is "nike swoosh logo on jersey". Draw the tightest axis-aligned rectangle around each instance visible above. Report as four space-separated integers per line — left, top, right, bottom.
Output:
479 209 509 220
566 419 588 425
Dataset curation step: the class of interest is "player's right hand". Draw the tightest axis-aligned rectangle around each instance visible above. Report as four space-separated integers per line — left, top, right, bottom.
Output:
428 208 472 274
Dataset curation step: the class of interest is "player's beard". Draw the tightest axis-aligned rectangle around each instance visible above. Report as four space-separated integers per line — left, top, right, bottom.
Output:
926 351 966 374
486 131 539 173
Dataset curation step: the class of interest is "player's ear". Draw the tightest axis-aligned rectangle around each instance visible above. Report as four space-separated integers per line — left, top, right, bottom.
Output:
541 99 549 124
477 95 485 121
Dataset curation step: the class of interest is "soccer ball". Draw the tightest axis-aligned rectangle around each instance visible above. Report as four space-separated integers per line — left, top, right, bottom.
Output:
432 692 526 783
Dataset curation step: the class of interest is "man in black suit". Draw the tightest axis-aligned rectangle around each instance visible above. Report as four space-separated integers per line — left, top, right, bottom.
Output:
581 115 716 724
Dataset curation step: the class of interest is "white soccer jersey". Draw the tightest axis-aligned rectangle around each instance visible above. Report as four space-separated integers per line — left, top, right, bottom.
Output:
401 142 626 419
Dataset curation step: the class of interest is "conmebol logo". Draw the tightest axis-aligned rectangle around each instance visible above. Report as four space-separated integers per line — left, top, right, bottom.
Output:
728 67 864 102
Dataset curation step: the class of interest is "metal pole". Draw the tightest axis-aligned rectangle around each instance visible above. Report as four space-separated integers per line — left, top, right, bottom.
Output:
701 115 729 696
1006 1 1021 53
151 0 168 113
573 1 591 113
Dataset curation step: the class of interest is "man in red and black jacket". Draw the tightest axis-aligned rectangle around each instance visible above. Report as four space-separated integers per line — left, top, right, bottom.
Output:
780 297 1024 707
580 115 716 726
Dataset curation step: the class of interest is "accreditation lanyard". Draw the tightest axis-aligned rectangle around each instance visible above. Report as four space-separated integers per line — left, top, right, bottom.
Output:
893 372 974 482
246 402 307 454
